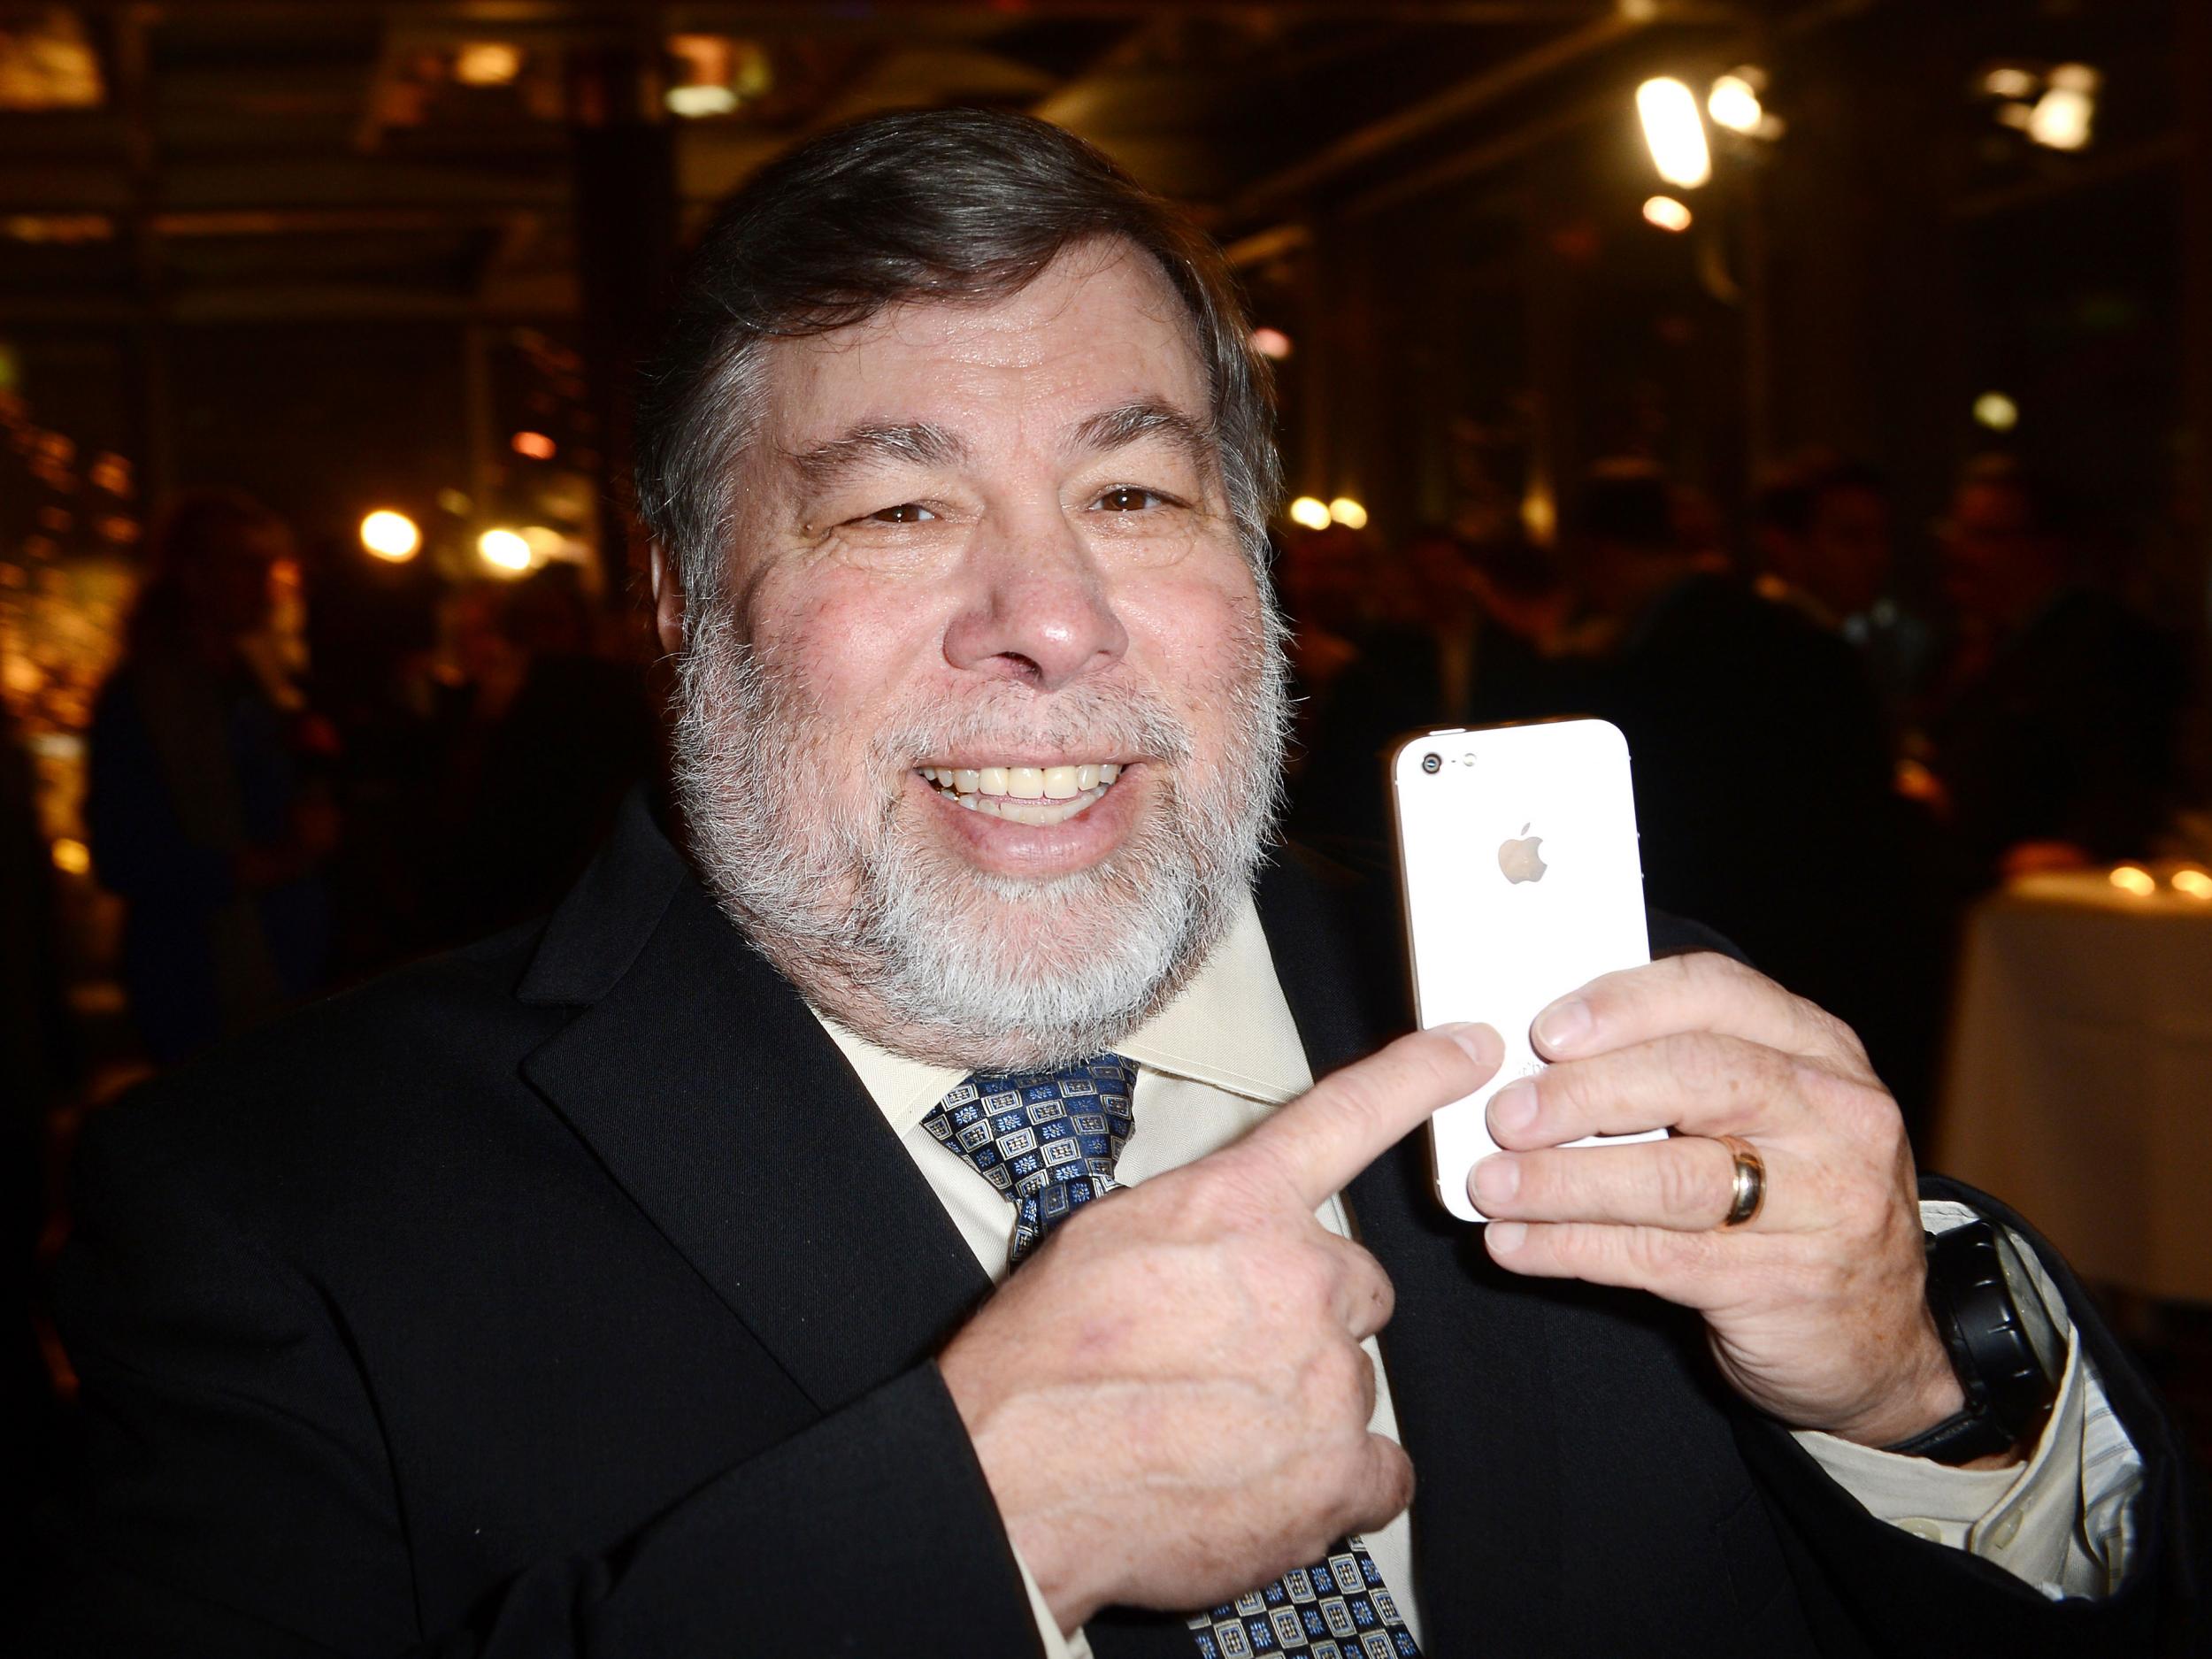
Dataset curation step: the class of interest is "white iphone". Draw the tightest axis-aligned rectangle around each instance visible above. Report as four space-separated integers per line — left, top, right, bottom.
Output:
1390 718 1662 1223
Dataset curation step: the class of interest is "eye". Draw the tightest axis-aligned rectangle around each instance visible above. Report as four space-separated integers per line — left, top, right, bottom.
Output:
864 503 936 525
1094 486 1164 512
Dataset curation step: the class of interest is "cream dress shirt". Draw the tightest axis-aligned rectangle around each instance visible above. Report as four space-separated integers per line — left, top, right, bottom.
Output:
817 895 2142 1655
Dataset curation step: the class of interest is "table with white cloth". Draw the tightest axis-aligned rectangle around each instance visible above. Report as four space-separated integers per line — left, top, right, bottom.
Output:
1935 869 2212 1303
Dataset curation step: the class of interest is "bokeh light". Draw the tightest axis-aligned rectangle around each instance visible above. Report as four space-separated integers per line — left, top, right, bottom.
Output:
359 510 421 561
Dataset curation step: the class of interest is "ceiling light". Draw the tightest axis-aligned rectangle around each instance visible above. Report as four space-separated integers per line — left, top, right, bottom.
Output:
1642 195 1694 232
360 510 421 562
454 42 522 87
2026 86 2093 150
1707 73 1763 136
1637 78 1711 190
478 528 533 572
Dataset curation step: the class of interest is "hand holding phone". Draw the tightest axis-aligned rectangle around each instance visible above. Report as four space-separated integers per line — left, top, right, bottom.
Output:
1391 718 1664 1221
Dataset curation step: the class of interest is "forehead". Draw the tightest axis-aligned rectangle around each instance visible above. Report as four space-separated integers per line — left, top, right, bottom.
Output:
757 240 1210 446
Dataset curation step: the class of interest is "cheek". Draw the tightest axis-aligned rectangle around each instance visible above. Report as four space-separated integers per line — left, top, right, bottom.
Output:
752 572 949 747
1120 565 1270 745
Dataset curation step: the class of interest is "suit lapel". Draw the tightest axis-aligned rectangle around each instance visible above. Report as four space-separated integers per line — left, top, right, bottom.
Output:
1256 848 1570 1656
518 808 991 1417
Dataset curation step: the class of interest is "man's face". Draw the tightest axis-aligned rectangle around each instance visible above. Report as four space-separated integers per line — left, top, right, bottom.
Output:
1806 485 1889 617
669 240 1286 1069
1941 481 2058 625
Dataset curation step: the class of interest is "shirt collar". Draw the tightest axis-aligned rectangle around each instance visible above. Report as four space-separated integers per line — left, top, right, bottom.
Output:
818 892 1316 1138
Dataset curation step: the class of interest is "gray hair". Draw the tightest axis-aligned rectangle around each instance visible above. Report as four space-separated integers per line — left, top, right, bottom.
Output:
633 108 1281 620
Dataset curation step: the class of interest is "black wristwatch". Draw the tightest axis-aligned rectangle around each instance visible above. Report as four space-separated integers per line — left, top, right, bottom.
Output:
1883 1219 2064 1464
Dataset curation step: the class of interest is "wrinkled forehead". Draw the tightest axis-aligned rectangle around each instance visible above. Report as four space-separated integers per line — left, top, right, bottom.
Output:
753 239 1215 460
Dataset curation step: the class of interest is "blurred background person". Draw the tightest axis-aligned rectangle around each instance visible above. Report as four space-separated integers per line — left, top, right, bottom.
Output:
84 491 336 1064
425 563 655 942
1751 450 1934 719
1922 455 2186 882
1572 461 1950 1133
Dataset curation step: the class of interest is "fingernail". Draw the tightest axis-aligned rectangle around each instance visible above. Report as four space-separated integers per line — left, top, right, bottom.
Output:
1534 998 1592 1052
1489 1078 1538 1134
1442 1022 1502 1067
1487 1220 1528 1253
1471 1156 1519 1204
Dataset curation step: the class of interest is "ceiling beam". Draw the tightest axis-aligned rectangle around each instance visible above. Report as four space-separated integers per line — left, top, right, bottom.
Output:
1225 5 1668 221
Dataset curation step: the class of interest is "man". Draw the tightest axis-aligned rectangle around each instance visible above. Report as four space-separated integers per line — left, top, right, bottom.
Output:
42 112 2192 1656
1570 464 1949 1133
1924 455 2182 881
1749 451 1932 719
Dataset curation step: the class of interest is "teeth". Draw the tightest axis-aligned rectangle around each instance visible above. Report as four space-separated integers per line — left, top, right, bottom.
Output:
949 783 1110 825
917 760 1125 826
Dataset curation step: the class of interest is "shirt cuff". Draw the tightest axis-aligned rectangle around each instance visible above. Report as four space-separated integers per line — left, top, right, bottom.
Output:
1789 1201 2141 1600
1015 1543 1094 1659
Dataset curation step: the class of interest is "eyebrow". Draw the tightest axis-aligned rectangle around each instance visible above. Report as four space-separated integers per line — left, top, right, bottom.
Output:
1069 399 1218 471
787 421 968 495
785 398 1217 503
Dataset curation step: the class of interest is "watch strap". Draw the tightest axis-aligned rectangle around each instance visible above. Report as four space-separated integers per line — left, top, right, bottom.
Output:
1882 1401 2021 1463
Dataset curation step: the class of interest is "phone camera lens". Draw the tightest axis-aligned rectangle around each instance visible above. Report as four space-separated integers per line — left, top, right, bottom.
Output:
1420 752 1442 774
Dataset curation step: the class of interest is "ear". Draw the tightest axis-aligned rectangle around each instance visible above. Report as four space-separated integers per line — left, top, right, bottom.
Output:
648 542 686 657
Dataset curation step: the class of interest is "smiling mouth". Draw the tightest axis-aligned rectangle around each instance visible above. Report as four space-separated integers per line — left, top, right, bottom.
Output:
918 762 1125 826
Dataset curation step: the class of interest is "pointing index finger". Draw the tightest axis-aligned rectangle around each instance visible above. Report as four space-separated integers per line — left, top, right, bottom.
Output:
1231 1024 1503 1211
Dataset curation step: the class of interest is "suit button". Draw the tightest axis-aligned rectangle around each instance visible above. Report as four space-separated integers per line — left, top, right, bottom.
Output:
1987 1509 2024 1549
1899 1517 1945 1543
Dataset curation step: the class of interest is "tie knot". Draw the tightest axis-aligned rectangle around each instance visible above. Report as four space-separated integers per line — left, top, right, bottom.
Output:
922 1055 1134 1264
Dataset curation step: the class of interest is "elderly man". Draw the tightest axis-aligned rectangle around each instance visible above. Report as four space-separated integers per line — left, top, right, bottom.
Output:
43 112 2190 1657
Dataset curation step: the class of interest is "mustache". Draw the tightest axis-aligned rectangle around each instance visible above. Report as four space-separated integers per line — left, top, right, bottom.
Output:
865 682 1196 772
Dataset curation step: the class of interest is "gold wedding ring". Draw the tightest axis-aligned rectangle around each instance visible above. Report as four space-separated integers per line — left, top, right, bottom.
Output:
1717 1135 1766 1229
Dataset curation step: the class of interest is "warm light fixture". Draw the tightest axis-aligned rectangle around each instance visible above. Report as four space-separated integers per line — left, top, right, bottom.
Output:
665 34 771 119
1642 195 1694 233
1327 496 1369 530
2108 864 2155 897
666 83 738 118
1706 72 1764 136
2172 868 2212 900
1972 391 2019 432
1636 78 1711 189
1286 496 1332 531
1981 65 2038 100
1520 481 1557 547
2026 83 2094 151
1249 327 1294 361
50 837 90 876
478 527 534 572
511 430 557 461
454 42 522 87
2026 68 2088 152
360 509 421 561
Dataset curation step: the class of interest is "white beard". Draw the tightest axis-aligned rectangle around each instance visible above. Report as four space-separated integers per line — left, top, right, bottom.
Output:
671 605 1289 1071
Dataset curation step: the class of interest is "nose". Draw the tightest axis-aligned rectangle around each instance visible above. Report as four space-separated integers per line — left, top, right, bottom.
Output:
941 513 1128 692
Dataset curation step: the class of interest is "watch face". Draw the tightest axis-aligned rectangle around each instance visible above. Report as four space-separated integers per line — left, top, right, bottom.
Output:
1992 1228 2067 1386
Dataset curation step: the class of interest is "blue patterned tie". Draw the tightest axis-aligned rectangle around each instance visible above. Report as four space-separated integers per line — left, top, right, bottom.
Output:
923 1060 1422 1658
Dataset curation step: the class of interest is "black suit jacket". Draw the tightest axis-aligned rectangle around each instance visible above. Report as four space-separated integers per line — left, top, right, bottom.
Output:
40 795 2198 1655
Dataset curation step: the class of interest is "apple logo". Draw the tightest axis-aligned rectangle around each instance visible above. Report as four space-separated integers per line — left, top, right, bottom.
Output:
1498 823 1548 884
